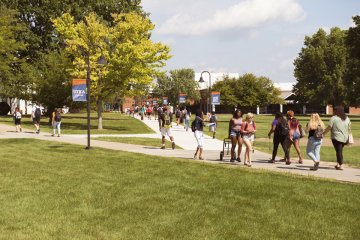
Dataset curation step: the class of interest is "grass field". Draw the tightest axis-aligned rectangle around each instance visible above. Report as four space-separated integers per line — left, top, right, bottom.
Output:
202 114 360 167
0 113 155 135
94 137 182 149
0 138 359 239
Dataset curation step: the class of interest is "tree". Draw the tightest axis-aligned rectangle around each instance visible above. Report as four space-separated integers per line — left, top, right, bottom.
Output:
212 73 283 108
53 12 171 129
0 6 36 109
32 50 73 122
293 28 348 107
345 15 360 106
153 69 200 106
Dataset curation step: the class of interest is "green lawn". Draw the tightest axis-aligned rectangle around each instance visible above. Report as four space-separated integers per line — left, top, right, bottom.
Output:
94 137 182 149
0 112 155 135
0 139 359 239
204 114 360 166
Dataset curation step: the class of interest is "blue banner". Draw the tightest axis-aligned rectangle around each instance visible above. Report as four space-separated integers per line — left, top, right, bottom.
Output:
179 94 186 104
163 97 168 105
211 92 220 105
72 79 87 102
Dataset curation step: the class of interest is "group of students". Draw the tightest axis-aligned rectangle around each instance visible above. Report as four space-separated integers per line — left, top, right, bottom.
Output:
268 106 352 171
228 109 256 166
12 106 62 137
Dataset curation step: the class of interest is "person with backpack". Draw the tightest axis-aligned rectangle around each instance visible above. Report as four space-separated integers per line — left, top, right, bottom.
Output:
146 105 152 120
241 113 256 167
286 110 303 164
323 106 351 171
183 107 191 131
160 106 175 150
13 107 22 133
51 108 62 137
305 113 325 171
209 112 217 139
175 106 181 126
228 109 243 162
192 109 205 160
31 105 41 134
267 113 290 164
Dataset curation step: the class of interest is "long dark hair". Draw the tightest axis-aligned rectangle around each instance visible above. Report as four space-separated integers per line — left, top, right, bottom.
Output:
233 109 241 118
334 106 347 121
195 109 202 118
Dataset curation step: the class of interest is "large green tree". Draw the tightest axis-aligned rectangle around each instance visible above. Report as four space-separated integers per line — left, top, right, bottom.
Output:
0 5 36 109
212 73 282 108
345 15 360 106
53 12 171 129
293 28 348 107
153 69 200 106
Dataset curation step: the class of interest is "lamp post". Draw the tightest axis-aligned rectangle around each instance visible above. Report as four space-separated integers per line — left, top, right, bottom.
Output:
199 71 211 114
85 52 107 150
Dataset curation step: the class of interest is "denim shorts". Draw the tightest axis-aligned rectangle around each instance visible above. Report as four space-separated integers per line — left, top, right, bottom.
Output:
230 130 241 138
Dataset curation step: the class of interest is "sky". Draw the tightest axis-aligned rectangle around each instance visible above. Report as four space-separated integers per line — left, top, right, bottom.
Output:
142 0 360 83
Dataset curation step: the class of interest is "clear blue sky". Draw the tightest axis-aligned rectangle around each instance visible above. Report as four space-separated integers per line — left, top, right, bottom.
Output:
142 0 360 83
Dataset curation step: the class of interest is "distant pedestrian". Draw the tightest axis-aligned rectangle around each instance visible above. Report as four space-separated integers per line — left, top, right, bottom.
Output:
323 106 351 170
52 108 62 137
157 105 163 131
209 112 217 139
160 106 175 150
268 113 290 164
31 105 41 134
140 105 145 120
175 106 181 126
306 113 325 171
13 107 22 132
153 105 158 120
183 107 191 131
146 105 152 120
286 110 303 164
192 109 205 160
228 109 243 162
241 113 256 167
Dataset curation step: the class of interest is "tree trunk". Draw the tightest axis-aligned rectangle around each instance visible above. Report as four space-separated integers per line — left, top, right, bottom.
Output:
97 98 103 130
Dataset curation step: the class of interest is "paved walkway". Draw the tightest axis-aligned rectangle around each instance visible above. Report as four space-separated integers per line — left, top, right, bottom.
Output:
1 121 360 183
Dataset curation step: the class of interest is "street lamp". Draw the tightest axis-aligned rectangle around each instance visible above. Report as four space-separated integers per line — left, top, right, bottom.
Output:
85 52 107 150
199 71 211 114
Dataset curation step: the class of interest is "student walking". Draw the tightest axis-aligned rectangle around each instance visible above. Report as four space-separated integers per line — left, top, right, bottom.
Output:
209 112 217 139
305 113 325 171
183 107 190 131
31 105 41 134
267 113 290 164
228 109 243 162
286 110 303 164
323 106 351 170
52 108 62 137
192 110 205 160
160 106 176 150
241 113 256 167
175 106 181 126
13 107 22 132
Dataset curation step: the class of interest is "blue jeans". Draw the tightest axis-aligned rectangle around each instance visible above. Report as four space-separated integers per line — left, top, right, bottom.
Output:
306 137 322 162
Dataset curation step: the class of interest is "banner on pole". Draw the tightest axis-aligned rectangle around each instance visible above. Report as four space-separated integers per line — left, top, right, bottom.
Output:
179 93 186 104
72 79 87 102
163 97 168 105
153 98 158 106
211 92 221 105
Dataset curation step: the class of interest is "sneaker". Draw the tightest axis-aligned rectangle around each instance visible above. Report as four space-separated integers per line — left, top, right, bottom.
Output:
161 146 165 149
57 135 60 137
286 160 291 165
199 157 204 160
172 142 175 150
268 159 275 164
230 158 235 162
193 154 198 160
310 162 319 171
51 134 54 137
236 157 241 162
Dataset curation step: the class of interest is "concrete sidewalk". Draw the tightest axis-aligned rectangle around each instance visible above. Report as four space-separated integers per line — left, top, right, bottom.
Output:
1 122 360 183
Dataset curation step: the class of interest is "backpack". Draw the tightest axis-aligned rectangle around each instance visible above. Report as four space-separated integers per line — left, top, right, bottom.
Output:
210 115 216 123
191 120 196 132
54 112 61 122
314 125 323 139
164 113 171 129
277 120 289 137
35 108 41 118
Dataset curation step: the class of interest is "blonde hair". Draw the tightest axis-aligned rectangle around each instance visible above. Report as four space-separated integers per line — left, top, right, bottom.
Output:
245 112 254 121
308 113 325 130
